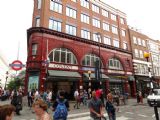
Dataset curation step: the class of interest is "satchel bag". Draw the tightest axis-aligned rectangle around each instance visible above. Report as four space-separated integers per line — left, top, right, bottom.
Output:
16 104 22 111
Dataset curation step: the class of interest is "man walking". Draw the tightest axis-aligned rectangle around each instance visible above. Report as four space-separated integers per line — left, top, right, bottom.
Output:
74 89 80 109
89 91 104 120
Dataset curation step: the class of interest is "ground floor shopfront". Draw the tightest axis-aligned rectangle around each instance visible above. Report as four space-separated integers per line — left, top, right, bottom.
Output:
135 75 160 97
26 68 136 99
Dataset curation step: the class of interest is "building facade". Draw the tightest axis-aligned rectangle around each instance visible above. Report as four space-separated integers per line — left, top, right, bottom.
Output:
25 0 135 98
147 38 160 86
0 52 9 89
128 27 153 96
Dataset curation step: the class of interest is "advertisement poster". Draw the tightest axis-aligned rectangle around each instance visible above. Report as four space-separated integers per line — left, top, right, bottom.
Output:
28 76 39 91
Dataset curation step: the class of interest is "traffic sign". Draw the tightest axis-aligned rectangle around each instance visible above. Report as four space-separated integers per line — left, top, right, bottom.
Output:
9 60 24 71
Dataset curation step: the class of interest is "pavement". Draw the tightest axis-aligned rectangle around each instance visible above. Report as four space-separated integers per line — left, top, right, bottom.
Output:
0 97 148 120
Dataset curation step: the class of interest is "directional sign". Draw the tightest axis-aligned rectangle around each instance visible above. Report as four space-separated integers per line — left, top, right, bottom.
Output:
9 60 25 71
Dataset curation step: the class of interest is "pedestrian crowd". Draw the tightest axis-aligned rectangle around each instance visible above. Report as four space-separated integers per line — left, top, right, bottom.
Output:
0 86 135 120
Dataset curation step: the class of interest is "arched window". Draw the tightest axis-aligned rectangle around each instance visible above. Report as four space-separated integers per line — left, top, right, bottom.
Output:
108 58 123 70
49 48 77 64
82 54 102 67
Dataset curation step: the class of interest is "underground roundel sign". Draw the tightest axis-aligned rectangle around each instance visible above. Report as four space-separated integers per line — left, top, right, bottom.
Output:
10 60 23 71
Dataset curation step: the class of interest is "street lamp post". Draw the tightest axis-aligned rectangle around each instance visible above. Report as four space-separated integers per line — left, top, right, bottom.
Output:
4 71 9 90
144 52 159 120
88 70 91 99
96 33 102 86
144 52 153 91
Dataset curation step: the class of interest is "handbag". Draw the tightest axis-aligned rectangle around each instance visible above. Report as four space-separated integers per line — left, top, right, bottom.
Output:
16 104 22 110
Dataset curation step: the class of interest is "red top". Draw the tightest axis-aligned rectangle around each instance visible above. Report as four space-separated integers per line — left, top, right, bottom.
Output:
95 89 102 98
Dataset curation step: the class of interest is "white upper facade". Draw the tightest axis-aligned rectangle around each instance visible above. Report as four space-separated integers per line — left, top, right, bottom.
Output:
0 52 9 88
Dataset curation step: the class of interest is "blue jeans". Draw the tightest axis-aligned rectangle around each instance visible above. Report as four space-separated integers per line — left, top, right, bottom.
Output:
108 112 116 120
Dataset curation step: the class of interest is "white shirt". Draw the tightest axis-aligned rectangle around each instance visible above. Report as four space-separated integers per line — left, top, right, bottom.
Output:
74 90 79 97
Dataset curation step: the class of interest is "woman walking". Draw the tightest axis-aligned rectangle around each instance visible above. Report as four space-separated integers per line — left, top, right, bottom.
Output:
32 99 51 120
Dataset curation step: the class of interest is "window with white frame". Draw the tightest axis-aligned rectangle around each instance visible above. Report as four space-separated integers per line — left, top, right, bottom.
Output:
81 29 90 39
149 43 159 51
92 4 99 13
71 0 77 2
111 14 117 21
49 48 77 64
32 43 38 55
103 23 109 31
66 7 76 19
50 1 62 13
121 29 126 36
142 40 146 47
49 19 61 32
139 50 143 58
104 37 111 45
92 18 100 28
108 58 123 70
66 24 76 36
113 39 119 48
36 17 40 27
80 0 89 9
138 38 141 45
82 54 101 67
102 9 109 17
137 64 148 74
112 26 118 34
81 14 89 24
93 33 101 42
134 49 139 57
123 42 127 50
120 17 125 24
38 0 41 9
133 36 137 44
152 55 158 63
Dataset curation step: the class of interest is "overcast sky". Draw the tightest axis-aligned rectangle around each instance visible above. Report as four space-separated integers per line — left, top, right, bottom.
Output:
0 0 159 65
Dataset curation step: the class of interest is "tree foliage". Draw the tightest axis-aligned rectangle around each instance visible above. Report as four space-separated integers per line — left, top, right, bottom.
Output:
7 70 25 90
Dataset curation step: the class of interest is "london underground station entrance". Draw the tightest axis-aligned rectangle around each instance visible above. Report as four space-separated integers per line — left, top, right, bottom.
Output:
45 70 109 100
46 70 81 100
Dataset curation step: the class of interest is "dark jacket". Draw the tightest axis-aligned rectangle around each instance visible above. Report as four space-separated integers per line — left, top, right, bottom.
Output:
105 100 115 113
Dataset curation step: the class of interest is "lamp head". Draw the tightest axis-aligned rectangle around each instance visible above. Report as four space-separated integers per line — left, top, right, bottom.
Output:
144 52 150 58
88 70 91 74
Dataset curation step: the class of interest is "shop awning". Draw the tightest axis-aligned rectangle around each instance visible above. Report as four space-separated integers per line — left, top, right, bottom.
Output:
48 70 81 78
83 73 109 79
128 75 135 81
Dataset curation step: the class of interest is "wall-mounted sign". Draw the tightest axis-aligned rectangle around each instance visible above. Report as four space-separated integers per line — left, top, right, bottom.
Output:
28 76 39 91
108 70 125 74
49 63 78 70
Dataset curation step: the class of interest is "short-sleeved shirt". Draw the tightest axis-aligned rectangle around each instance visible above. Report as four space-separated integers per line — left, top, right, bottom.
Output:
88 98 103 118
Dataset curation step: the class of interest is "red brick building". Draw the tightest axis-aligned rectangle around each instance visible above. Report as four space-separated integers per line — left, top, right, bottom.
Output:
25 0 135 98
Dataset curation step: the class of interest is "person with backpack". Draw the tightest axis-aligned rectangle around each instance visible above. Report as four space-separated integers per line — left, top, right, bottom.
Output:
52 91 69 120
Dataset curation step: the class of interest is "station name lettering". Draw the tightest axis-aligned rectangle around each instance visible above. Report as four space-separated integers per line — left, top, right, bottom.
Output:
49 64 72 69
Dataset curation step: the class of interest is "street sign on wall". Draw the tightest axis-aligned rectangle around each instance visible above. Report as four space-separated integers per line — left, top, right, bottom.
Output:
9 60 25 71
